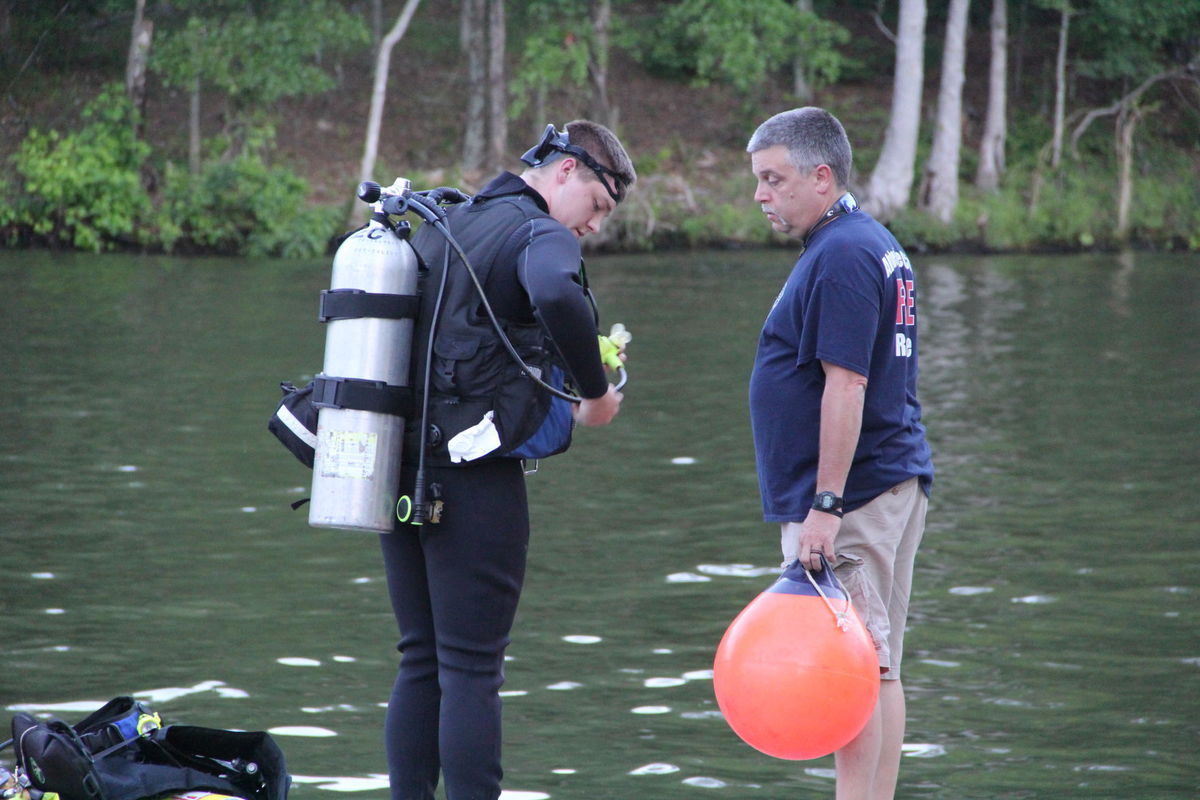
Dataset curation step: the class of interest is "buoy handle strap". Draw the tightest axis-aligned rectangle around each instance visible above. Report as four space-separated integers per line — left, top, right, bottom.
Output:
803 554 854 632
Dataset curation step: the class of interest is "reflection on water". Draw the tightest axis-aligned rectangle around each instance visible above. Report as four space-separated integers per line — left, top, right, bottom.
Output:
2 249 1198 799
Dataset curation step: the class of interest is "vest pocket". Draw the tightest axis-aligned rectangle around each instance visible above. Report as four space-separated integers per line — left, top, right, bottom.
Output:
431 333 501 395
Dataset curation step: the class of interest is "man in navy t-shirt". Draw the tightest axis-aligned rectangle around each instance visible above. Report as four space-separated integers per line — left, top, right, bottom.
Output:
747 107 934 799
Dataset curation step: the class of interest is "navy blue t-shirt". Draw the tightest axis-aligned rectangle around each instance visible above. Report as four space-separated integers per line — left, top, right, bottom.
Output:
749 207 934 521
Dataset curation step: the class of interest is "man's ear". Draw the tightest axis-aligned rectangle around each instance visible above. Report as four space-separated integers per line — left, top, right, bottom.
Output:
813 163 836 194
556 156 579 183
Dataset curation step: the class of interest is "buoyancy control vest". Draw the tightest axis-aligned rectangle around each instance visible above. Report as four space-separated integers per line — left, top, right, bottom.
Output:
406 190 575 466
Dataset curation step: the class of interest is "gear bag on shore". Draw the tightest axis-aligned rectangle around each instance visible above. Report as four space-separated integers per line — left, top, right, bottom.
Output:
9 697 289 800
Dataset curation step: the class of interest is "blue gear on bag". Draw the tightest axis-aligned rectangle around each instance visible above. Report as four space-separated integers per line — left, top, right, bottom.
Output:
11 697 290 800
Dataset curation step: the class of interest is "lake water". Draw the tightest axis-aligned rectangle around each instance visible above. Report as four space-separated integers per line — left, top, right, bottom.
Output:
2 247 1197 799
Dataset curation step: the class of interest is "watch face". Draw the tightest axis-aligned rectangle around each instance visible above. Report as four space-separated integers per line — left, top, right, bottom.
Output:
817 493 834 509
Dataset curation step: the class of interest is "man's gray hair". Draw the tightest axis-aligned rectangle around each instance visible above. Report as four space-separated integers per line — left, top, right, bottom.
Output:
747 107 853 189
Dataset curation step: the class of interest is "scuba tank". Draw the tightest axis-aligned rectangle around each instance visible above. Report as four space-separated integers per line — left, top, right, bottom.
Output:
308 179 421 533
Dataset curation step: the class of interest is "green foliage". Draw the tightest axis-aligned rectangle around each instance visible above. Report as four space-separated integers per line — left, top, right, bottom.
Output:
0 85 151 252
159 140 335 259
675 195 773 246
153 0 369 109
1029 168 1118 247
875 152 1200 254
886 207 970 253
603 171 773 250
508 1 594 118
1072 0 1200 81
627 0 847 94
792 9 851 91
1126 152 1200 249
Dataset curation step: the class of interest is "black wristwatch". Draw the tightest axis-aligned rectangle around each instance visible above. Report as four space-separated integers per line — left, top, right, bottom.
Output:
812 491 844 518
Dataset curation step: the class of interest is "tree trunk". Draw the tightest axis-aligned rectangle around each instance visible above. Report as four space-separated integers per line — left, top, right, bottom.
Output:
1 1 14 69
486 0 507 174
920 0 969 224
534 86 546 138
188 76 201 175
370 0 383 54
975 0 1007 191
125 0 152 135
1012 0 1027 97
792 0 814 103
588 0 613 126
863 0 926 222
1051 4 1071 169
357 0 422 187
461 0 487 184
1114 102 1142 242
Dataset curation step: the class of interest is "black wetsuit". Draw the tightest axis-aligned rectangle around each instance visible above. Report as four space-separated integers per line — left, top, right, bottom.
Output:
380 172 607 800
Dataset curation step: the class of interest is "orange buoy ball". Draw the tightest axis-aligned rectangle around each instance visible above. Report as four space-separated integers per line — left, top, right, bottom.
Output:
712 559 880 760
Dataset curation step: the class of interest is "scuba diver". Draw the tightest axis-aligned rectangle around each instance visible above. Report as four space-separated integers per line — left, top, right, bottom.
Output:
378 120 636 800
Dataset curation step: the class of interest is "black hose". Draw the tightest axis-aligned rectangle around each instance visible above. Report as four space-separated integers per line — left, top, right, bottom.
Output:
396 188 625 521
410 239 451 526
416 209 581 403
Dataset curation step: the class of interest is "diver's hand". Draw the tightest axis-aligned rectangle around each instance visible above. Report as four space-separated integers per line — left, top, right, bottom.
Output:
575 385 622 426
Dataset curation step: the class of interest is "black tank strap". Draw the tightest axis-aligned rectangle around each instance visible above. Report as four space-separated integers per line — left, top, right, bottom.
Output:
312 376 415 418
319 288 420 323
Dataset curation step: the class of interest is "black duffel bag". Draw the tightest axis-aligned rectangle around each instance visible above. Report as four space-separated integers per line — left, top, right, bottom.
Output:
11 697 289 800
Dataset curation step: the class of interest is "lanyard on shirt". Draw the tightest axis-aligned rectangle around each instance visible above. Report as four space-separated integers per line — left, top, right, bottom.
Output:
801 192 859 251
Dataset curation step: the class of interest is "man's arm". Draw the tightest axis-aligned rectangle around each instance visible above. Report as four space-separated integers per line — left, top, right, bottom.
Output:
789 360 867 569
517 218 609 398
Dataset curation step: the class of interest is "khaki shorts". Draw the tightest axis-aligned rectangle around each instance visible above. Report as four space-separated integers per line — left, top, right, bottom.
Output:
781 477 928 680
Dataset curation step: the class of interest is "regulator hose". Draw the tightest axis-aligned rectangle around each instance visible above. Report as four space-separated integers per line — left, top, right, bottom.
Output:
373 184 628 523
402 191 620 404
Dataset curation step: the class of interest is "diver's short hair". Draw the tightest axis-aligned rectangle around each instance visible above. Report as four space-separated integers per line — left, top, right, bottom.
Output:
564 119 637 191
747 107 852 189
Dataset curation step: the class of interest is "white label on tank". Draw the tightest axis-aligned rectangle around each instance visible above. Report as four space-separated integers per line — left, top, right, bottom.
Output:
319 430 378 479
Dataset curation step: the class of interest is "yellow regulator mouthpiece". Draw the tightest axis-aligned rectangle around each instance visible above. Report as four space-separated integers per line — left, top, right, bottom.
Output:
598 323 631 372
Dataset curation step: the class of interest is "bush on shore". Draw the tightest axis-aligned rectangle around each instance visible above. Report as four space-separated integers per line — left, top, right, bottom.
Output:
0 84 341 258
2 83 1196 257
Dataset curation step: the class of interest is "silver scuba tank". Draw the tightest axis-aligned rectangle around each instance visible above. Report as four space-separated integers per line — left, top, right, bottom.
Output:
308 180 418 533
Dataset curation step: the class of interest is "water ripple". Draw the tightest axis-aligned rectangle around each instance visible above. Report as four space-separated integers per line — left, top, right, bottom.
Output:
696 564 779 578
291 775 389 792
268 725 338 737
902 743 947 758
919 659 961 668
666 572 711 583
680 710 724 720
629 763 680 776
277 657 322 667
8 681 252 714
301 704 359 714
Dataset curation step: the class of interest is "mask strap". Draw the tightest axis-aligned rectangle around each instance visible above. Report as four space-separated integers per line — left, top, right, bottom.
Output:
520 124 626 204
